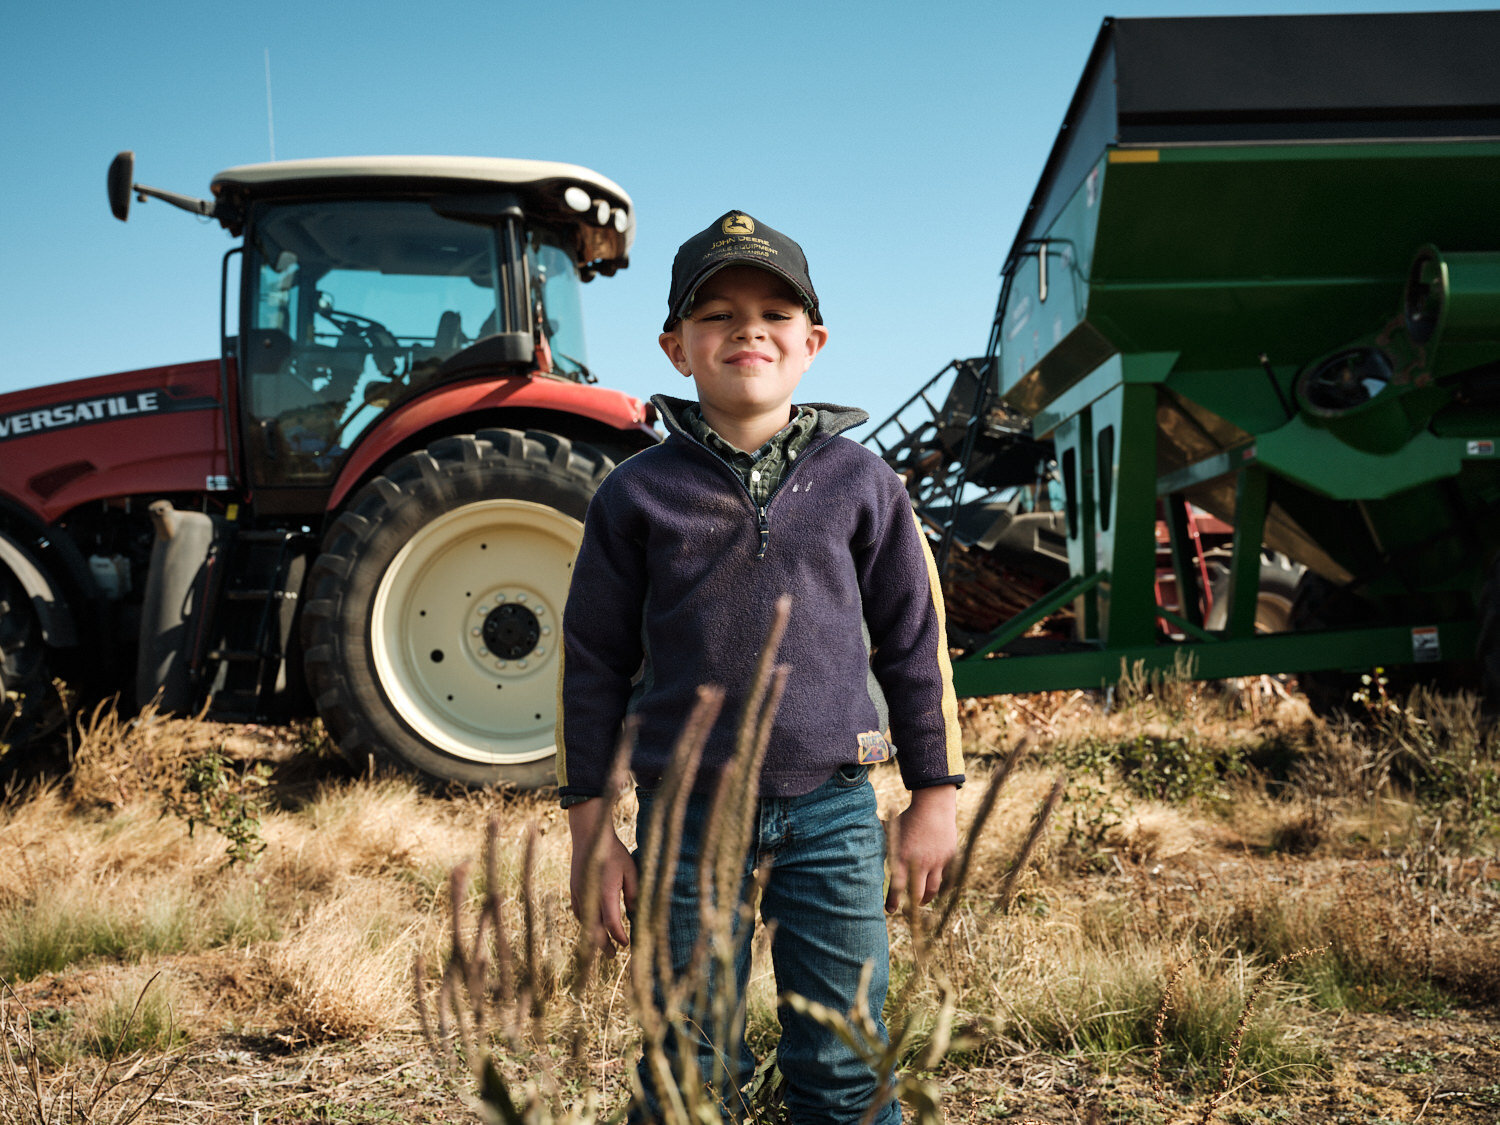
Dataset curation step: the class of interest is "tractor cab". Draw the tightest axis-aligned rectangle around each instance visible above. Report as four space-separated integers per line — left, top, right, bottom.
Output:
53 153 657 787
111 154 634 496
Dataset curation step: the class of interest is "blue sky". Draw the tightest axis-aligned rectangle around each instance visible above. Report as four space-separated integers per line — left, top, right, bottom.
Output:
2 0 1490 435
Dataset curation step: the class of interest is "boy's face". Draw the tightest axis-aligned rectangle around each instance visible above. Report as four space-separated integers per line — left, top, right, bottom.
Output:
659 265 829 430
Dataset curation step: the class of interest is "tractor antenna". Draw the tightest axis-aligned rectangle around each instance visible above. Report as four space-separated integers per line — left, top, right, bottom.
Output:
264 48 277 161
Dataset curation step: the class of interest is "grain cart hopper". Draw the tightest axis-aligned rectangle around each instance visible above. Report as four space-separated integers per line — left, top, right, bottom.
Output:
870 11 1500 704
0 154 657 786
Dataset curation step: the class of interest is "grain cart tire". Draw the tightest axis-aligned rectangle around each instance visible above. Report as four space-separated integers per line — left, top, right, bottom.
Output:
0 569 63 753
1204 551 1304 634
1479 550 1500 716
301 429 611 788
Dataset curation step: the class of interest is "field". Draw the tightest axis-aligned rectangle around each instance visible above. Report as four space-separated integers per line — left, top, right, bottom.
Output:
2 672 1499 1125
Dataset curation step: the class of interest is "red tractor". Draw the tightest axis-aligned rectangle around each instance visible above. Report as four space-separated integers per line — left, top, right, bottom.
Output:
0 153 657 786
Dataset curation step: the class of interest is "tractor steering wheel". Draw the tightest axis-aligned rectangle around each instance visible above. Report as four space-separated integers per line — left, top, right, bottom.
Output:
315 293 401 378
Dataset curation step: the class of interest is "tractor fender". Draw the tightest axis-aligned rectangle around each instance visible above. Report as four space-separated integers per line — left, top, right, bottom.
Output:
326 376 655 510
0 532 77 648
136 501 221 713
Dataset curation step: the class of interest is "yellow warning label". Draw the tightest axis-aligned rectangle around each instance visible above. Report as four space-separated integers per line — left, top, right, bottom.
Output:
1108 149 1160 164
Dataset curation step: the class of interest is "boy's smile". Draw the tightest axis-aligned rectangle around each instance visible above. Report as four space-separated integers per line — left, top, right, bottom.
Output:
659 265 829 451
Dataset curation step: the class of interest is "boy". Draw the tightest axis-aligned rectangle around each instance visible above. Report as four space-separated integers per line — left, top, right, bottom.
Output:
559 210 963 1124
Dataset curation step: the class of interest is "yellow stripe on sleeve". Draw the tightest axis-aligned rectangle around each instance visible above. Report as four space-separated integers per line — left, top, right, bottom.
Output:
913 511 964 777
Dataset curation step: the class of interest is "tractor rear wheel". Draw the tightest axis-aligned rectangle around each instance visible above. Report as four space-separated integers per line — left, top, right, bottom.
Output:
301 429 611 787
0 570 62 755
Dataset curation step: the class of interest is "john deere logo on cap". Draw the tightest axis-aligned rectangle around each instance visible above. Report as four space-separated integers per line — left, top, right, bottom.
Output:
722 213 755 236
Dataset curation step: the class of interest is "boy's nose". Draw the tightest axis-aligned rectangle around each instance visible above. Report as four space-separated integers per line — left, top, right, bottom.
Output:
735 318 767 339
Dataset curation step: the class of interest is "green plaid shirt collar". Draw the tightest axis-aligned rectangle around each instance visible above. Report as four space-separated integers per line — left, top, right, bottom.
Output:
682 404 818 508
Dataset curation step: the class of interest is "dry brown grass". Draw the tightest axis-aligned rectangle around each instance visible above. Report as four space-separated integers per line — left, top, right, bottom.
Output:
2 710 550 1044
1106 805 1200 865
0 681 1496 1123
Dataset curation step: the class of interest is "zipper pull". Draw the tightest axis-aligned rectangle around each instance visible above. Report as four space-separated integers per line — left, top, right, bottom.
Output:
757 506 769 559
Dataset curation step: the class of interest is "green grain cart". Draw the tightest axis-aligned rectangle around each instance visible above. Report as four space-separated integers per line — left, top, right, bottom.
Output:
870 11 1500 705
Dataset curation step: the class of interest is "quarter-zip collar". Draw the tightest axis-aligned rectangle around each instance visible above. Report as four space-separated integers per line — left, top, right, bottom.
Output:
651 394 868 443
649 394 869 559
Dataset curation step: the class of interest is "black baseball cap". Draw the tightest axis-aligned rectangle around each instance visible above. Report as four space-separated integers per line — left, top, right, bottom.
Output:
664 210 821 331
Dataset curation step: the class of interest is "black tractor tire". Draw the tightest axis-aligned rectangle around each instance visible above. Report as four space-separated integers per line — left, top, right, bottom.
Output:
1479 550 1500 716
1204 550 1304 634
0 569 63 755
301 429 612 788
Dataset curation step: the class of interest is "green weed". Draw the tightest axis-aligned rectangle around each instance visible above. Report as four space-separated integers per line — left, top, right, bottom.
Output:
161 748 271 866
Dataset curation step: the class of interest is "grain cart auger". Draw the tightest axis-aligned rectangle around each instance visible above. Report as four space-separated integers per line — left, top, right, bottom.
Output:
870 11 1500 707
0 154 658 786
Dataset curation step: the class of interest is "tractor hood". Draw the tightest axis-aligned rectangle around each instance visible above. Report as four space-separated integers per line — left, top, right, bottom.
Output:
0 360 228 523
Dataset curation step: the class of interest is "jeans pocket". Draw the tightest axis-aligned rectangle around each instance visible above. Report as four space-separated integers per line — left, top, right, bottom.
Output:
833 763 868 788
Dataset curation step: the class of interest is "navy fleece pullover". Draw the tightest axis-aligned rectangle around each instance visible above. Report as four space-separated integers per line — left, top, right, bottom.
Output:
557 396 963 801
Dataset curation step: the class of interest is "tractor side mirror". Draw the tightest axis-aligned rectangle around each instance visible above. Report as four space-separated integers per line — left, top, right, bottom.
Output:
108 151 135 222
105 150 216 221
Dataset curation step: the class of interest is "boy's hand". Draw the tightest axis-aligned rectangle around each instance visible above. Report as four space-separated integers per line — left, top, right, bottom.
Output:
886 784 959 914
567 799 638 951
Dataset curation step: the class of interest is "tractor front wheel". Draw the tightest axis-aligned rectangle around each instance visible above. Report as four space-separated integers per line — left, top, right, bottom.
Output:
301 430 610 787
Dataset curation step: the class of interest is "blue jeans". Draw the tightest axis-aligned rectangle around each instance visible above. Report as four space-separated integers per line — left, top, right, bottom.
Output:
631 765 901 1125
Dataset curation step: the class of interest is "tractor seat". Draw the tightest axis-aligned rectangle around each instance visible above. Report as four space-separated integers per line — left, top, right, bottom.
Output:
433 310 465 354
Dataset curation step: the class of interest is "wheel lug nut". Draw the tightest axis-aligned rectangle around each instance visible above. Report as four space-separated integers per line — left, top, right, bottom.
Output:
518 659 529 669
541 626 551 636
535 647 546 656
497 660 508 669
516 593 527 603
471 627 481 636
479 648 489 657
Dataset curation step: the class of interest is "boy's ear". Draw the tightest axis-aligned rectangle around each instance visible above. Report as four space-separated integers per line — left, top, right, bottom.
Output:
805 323 830 360
658 330 692 377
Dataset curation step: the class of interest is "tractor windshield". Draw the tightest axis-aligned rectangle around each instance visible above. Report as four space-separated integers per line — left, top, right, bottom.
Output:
241 198 587 486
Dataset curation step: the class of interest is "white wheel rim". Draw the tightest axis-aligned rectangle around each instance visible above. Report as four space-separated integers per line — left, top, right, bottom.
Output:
371 499 581 765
